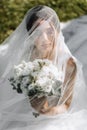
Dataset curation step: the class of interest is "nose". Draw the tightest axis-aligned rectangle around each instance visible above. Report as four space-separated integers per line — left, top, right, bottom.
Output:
43 32 49 41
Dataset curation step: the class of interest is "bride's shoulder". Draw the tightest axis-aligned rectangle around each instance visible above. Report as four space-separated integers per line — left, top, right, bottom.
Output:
67 57 77 67
64 57 77 86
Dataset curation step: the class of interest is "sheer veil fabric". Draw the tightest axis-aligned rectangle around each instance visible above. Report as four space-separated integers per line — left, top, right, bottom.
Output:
0 5 87 130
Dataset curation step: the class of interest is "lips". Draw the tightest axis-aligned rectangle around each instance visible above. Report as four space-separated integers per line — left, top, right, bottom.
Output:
41 43 51 48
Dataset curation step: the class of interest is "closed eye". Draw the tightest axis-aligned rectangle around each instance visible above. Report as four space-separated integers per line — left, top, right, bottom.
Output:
46 28 54 35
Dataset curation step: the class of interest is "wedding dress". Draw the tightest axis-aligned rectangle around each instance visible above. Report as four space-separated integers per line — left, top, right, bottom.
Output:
0 5 87 130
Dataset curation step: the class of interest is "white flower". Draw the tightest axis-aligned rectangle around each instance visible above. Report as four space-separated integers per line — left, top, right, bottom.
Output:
36 77 47 87
26 62 34 71
35 77 52 93
11 59 63 98
28 83 35 90
14 66 23 77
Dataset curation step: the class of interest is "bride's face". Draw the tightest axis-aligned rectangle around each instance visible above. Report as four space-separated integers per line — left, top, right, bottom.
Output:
34 22 55 53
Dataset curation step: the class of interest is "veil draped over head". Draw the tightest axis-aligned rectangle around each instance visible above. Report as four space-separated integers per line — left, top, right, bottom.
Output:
0 5 87 130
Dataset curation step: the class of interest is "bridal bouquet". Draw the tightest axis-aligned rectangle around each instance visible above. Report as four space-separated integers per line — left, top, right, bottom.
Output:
9 59 63 116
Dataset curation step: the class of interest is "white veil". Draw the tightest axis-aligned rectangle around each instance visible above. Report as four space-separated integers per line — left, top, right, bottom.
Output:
0 5 87 130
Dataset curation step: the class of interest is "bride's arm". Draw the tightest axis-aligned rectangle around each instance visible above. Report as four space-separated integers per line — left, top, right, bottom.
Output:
40 57 77 115
60 57 77 108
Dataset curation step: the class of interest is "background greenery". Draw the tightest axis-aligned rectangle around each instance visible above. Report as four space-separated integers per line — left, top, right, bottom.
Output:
0 0 87 44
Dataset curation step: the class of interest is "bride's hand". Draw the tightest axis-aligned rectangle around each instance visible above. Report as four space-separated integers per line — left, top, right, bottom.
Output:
29 96 49 112
40 104 68 116
29 96 68 116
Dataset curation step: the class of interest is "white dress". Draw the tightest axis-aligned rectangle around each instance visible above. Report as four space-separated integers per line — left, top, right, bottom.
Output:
0 5 87 130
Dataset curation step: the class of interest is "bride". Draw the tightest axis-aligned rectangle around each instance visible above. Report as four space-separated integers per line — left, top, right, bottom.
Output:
0 5 87 130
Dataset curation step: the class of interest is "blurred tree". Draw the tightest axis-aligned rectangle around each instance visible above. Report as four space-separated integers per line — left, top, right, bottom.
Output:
0 0 87 44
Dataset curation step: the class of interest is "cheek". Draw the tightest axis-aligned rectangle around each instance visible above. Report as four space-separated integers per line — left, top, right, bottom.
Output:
34 38 54 51
49 42 53 49
34 40 41 50
35 37 45 47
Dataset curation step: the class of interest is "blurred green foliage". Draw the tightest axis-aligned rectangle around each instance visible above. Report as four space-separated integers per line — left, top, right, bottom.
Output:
0 0 87 44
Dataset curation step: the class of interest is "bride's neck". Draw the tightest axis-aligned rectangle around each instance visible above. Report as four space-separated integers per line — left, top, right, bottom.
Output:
37 50 48 59
30 47 55 61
